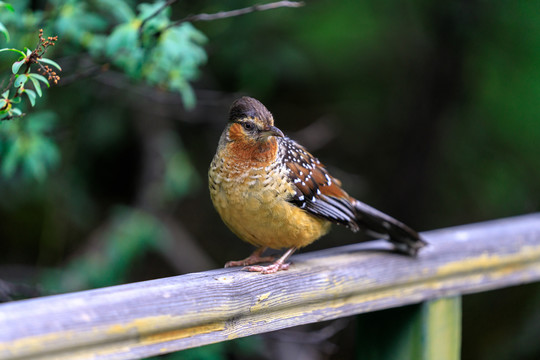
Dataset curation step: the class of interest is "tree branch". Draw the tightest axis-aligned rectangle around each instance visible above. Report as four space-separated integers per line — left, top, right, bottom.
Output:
139 0 178 37
166 1 304 30
0 112 25 121
0 74 16 96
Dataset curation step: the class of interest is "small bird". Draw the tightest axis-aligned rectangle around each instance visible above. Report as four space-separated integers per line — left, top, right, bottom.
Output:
209 97 426 274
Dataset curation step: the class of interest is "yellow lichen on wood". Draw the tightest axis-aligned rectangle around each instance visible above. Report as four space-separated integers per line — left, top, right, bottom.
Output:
0 330 76 357
436 245 540 278
106 315 226 344
251 292 273 312
141 322 226 345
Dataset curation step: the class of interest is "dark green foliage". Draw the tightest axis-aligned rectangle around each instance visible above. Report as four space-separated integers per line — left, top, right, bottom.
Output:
41 206 167 293
0 0 207 178
0 111 59 180
52 0 207 108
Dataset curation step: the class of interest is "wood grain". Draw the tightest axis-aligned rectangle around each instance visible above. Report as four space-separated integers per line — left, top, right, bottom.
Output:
0 213 539 360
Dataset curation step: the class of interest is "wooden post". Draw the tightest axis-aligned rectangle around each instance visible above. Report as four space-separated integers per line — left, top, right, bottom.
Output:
356 297 461 360
422 297 461 360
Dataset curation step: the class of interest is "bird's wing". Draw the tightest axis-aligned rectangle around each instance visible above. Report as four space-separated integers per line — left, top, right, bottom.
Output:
280 138 359 230
280 137 426 255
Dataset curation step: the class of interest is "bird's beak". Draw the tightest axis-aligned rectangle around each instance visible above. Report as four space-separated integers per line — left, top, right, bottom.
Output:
260 125 284 139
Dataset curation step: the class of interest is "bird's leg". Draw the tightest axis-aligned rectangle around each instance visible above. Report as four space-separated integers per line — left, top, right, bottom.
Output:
244 247 297 274
224 247 275 268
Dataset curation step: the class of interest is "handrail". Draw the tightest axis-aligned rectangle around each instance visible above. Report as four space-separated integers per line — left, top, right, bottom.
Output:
1 213 539 360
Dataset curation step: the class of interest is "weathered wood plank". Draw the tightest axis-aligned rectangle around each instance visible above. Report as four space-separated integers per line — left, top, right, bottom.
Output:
1 213 539 360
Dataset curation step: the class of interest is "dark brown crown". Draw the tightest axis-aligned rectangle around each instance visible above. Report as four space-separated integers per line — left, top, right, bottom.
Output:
229 97 274 127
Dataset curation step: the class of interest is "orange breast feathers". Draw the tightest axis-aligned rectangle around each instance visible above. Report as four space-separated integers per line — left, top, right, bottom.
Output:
225 122 279 168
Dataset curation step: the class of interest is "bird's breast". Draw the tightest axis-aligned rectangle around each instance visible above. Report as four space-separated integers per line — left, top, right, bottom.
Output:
209 149 330 249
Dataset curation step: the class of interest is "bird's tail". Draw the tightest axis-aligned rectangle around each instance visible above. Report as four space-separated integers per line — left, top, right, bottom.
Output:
352 200 427 256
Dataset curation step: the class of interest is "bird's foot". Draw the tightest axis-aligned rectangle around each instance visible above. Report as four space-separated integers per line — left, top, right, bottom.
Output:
224 253 275 268
243 261 290 274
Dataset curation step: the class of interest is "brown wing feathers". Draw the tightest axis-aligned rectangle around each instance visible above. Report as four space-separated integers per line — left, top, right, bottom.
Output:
281 137 426 254
281 137 359 230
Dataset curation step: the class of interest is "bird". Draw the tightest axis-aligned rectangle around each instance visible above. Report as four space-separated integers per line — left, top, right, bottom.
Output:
208 96 427 274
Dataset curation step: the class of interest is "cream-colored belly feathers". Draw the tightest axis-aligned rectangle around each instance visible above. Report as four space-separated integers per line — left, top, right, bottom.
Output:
209 153 330 249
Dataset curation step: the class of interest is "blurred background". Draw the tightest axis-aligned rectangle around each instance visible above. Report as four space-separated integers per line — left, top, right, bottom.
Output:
0 0 539 359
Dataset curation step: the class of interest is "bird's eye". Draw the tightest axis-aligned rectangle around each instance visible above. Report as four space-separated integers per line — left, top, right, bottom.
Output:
242 122 254 131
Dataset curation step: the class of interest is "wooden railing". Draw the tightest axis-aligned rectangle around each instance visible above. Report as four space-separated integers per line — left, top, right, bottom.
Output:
1 213 540 360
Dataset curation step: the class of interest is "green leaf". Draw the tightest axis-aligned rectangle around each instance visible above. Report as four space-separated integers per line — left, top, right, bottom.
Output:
38 57 62 71
28 74 49 97
0 111 59 180
138 1 169 20
9 107 21 116
95 0 135 22
0 2 14 12
12 59 25 74
0 99 5 109
14 74 28 87
28 76 42 97
24 89 36 106
105 21 143 76
0 22 9 42
0 48 26 57
28 73 50 87
1 90 8 98
138 1 169 34
105 22 139 56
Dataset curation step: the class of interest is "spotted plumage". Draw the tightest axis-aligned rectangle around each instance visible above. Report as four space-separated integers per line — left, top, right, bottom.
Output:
277 137 358 229
209 96 427 274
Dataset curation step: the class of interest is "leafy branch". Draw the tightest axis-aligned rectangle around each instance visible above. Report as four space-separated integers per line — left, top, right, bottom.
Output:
0 29 62 121
120 0 303 108
41 1 303 110
138 0 176 36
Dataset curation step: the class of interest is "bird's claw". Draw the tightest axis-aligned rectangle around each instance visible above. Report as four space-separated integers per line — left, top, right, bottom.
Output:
243 262 290 274
224 255 275 268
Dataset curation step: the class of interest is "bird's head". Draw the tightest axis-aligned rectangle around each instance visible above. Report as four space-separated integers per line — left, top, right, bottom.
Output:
226 97 284 144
